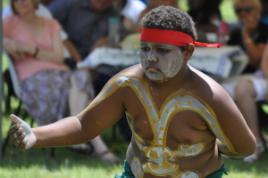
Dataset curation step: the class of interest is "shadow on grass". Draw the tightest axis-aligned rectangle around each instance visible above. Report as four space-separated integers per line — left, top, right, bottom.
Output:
0 142 128 171
2 146 268 173
0 114 129 171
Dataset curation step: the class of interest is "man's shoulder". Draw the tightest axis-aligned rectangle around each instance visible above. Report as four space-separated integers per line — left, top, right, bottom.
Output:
48 0 75 10
52 0 75 5
110 64 144 84
190 67 229 105
117 64 143 78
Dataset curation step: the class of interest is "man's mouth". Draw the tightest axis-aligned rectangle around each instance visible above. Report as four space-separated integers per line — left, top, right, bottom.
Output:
146 67 160 73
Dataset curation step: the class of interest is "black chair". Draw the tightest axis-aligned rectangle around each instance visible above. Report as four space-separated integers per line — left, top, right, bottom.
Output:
257 101 268 148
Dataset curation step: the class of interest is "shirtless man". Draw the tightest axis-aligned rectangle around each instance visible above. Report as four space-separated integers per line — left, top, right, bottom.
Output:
10 6 256 178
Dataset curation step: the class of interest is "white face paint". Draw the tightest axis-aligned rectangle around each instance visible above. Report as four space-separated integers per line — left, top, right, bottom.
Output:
139 42 184 82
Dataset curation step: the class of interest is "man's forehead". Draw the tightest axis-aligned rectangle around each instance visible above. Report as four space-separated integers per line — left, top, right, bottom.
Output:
140 42 176 48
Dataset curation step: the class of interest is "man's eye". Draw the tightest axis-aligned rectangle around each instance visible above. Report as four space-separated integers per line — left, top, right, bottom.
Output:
141 46 151 52
156 48 171 54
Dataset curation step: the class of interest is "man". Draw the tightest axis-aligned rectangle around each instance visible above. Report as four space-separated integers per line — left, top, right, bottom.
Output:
10 6 255 178
234 44 268 163
48 0 116 59
227 0 268 74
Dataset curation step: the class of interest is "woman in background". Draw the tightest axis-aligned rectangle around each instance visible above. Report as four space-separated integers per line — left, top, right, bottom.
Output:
3 0 118 163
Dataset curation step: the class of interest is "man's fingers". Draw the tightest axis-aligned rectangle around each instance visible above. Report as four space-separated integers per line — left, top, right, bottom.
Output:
18 139 27 150
9 125 19 135
10 134 20 146
17 131 26 141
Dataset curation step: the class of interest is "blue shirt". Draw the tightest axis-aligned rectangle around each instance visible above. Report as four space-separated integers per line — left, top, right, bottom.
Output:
49 0 116 58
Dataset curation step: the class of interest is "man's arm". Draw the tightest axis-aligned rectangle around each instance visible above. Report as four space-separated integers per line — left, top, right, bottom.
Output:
212 84 256 157
63 39 82 61
10 76 126 149
261 44 268 78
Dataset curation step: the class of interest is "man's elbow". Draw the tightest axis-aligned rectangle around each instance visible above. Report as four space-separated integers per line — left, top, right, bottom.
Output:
236 139 257 156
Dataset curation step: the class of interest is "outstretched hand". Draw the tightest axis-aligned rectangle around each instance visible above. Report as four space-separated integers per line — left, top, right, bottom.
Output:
9 114 37 150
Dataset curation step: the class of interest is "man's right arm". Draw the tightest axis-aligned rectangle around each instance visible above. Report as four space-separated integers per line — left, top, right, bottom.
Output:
10 75 126 149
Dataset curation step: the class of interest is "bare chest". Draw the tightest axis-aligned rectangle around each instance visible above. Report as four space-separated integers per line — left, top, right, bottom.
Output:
124 85 215 149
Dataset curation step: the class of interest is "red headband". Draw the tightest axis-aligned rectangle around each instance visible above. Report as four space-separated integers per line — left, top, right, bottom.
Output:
140 28 221 48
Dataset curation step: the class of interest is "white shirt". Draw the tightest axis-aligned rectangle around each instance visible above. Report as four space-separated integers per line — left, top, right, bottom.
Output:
121 0 146 24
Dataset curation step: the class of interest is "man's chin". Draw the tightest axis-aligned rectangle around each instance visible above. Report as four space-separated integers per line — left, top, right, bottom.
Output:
145 72 166 83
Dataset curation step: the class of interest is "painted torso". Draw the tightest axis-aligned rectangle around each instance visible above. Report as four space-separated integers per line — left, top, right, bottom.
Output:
91 74 234 178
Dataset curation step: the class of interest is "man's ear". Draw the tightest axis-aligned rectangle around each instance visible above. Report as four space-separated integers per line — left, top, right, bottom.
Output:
184 45 194 61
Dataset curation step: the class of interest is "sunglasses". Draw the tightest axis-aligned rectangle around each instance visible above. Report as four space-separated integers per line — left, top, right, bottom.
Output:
234 6 254 14
13 0 28 3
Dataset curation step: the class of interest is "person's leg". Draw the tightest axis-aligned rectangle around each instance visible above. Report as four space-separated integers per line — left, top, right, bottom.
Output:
69 70 119 163
235 79 261 143
235 79 265 162
68 71 89 115
91 136 119 163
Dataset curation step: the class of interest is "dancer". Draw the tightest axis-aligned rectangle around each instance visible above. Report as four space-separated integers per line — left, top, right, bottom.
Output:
10 6 255 178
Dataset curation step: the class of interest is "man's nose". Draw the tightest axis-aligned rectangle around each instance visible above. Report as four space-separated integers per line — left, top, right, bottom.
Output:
147 51 158 62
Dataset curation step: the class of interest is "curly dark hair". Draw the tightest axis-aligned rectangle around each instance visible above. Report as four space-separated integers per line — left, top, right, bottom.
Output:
141 6 197 40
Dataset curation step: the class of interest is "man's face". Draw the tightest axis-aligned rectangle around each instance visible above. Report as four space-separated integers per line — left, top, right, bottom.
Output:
90 0 114 12
139 42 185 82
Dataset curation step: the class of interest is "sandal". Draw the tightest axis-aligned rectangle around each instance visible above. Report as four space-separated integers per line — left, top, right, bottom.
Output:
243 142 265 163
70 143 94 155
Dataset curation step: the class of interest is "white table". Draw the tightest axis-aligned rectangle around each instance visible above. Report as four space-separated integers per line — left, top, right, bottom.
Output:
77 46 248 82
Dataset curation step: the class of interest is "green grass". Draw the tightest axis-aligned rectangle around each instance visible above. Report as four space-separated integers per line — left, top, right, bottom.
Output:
0 125 268 178
0 147 123 178
1 95 268 178
0 111 128 178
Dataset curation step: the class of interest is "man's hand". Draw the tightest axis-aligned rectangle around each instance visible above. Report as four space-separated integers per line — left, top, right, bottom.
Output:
9 114 37 150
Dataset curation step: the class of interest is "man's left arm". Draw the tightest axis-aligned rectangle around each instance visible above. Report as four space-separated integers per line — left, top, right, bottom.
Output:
212 87 256 157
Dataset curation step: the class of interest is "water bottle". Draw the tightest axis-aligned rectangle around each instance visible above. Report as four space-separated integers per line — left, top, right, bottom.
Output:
108 16 120 47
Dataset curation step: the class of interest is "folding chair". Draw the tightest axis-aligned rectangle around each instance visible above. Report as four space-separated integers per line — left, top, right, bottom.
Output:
2 53 31 155
3 53 25 114
1 53 55 157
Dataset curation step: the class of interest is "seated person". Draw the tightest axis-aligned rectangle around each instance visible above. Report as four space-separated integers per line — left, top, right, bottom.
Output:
2 0 81 63
227 0 268 74
234 44 268 163
222 0 268 97
220 0 268 163
3 0 118 163
114 0 146 33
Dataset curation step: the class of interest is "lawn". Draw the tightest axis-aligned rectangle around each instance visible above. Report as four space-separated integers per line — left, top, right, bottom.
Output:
0 115 268 178
1 0 268 178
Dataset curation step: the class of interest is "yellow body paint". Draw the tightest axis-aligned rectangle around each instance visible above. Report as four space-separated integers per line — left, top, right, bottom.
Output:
91 76 235 177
